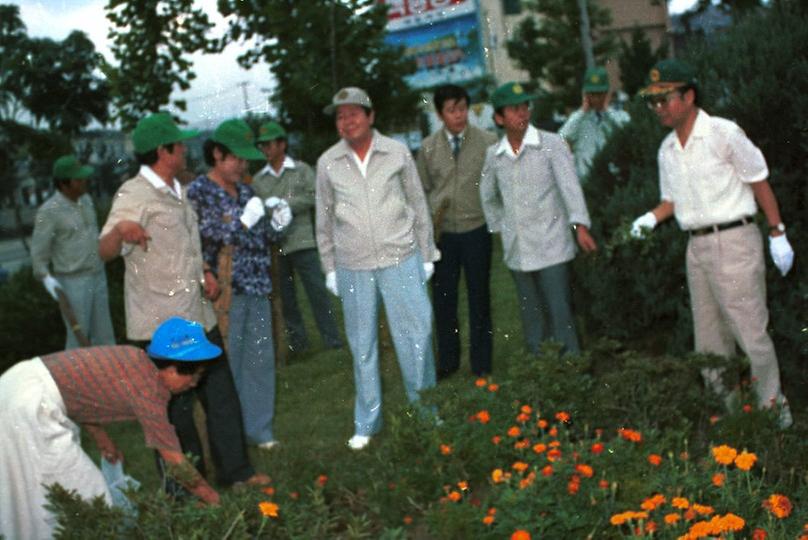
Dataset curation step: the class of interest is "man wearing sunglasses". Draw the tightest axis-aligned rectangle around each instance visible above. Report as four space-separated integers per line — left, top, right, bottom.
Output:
630 59 794 428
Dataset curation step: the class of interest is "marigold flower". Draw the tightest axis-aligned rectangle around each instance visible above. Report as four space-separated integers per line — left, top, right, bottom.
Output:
763 493 792 519
403 515 413 525
645 521 658 533
672 497 690 509
575 463 594 478
567 475 581 495
448 490 462 502
541 465 553 477
591 442 604 454
519 472 536 490
555 411 571 423
743 403 753 413
440 444 452 455
598 479 609 489
482 515 495 525
537 419 548 429
492 435 502 445
641 494 666 511
618 428 642 443
664 513 680 525
734 450 757 471
752 528 768 540
718 513 745 532
516 412 530 423
532 443 547 454
476 410 491 424
511 530 531 540
491 469 505 483
507 426 521 437
711 473 725 487
317 474 328 486
610 511 649 526
512 461 529 473
487 508 497 516
262 486 275 496
684 508 697 521
691 503 714 516
488 383 499 392
547 448 562 462
457 480 468 490
289 491 299 500
475 377 487 387
709 415 720 424
711 444 738 466
548 440 561 448
258 501 279 518
514 438 530 450
548 426 558 437
647 453 662 466
521 404 532 414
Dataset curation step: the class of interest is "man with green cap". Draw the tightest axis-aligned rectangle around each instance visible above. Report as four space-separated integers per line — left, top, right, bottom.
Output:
559 66 630 182
187 118 292 450
252 121 342 353
99 112 269 491
31 154 115 349
630 59 794 428
481 82 597 355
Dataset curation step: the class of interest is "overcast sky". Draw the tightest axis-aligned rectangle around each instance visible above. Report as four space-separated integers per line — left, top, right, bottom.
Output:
11 0 698 130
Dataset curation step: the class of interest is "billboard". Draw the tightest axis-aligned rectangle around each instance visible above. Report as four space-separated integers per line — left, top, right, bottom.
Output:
381 0 486 90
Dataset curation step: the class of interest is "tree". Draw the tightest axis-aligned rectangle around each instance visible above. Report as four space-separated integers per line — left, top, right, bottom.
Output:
105 0 220 130
218 0 419 163
506 0 617 120
618 26 668 97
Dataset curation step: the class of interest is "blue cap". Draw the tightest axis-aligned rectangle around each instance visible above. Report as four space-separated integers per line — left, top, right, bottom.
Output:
147 317 222 361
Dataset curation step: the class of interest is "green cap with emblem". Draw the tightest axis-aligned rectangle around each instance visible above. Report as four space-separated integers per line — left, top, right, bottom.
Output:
211 119 264 160
582 66 610 93
256 121 288 142
639 59 697 96
52 155 94 180
324 87 373 115
132 112 199 154
491 81 536 109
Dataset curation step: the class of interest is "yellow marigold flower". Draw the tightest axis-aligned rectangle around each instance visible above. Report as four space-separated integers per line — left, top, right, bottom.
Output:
641 494 666 511
734 450 757 471
440 444 452 455
711 444 738 466
258 501 279 518
672 497 690 509
475 377 487 387
575 463 594 478
712 472 725 487
664 513 681 525
511 530 531 540
521 404 532 414
512 461 529 473
763 493 792 519
647 453 662 466
448 490 462 502
532 443 547 454
691 503 714 516
491 469 505 483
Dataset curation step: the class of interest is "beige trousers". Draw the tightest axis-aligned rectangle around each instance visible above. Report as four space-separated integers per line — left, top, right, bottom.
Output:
686 223 785 409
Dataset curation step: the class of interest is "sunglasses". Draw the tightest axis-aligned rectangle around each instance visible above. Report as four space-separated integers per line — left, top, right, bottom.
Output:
645 90 683 110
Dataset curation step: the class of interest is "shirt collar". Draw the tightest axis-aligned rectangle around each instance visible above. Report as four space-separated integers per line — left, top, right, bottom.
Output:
444 128 465 143
258 155 296 178
139 165 182 199
495 124 541 156
54 190 78 206
663 108 709 150
335 130 388 159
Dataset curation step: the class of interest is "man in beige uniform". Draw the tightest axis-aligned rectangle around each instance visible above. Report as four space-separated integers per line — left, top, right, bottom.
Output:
31 155 115 348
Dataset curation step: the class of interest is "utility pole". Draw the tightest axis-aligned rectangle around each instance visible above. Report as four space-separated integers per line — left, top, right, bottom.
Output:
577 0 595 69
238 81 250 111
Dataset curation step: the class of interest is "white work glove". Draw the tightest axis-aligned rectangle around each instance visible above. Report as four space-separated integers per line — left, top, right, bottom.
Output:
240 196 266 229
43 274 62 301
630 211 658 238
423 262 434 281
270 200 293 231
325 271 338 297
769 234 794 276
264 196 282 209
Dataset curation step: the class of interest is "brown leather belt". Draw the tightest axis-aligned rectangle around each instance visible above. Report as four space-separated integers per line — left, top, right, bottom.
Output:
689 216 753 237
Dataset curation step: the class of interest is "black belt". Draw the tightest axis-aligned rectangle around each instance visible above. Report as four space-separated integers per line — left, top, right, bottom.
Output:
689 217 753 237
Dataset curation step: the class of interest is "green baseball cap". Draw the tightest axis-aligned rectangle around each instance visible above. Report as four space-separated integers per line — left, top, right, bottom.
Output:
52 155 94 180
211 119 264 160
491 82 536 109
132 112 199 153
639 59 697 96
582 66 610 93
256 121 287 142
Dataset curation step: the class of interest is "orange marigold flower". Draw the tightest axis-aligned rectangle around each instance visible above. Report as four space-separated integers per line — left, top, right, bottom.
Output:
487 508 497 516
507 426 521 437
711 444 738 466
403 515 413 525
317 474 328 486
709 415 721 424
541 465 553 477
448 490 462 502
712 473 725 487
743 403 753 413
672 497 690 509
491 469 505 483
555 411 571 423
718 513 745 532
647 453 662 466
492 435 502 445
476 410 491 424
664 513 680 525
488 383 499 392
548 427 558 437
548 440 561 448
440 444 452 455
752 528 768 540
532 443 547 454
618 428 642 443
262 486 276 496
537 419 549 429
547 448 562 462
521 404 532 414
520 472 536 490
684 508 697 521
591 442 604 454
575 463 594 478
691 503 714 516
475 377 487 387
645 521 658 533
482 515 495 525
763 493 792 519
511 530 531 540
512 461 529 473
457 480 469 490
610 511 649 526
641 494 666 511
514 438 530 450
598 479 609 489
258 501 279 518
516 412 530 423
734 450 757 471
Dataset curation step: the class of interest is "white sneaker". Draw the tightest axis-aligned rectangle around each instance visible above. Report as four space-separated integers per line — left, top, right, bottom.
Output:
257 440 279 451
347 434 371 450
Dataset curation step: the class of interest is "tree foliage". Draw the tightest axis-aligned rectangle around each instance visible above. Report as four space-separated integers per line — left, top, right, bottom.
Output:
218 0 419 163
618 26 668 97
105 0 220 130
506 0 617 119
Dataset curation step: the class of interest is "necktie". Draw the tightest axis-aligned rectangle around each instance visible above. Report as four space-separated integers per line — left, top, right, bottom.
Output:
452 135 461 159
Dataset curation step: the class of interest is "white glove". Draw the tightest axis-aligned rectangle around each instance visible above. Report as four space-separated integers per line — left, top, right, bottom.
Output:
423 262 434 281
630 211 658 238
240 196 266 229
325 271 338 297
264 196 282 209
43 274 62 301
270 200 293 231
769 234 794 276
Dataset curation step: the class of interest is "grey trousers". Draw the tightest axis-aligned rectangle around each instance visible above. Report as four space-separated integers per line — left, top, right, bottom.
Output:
56 269 115 349
510 262 580 354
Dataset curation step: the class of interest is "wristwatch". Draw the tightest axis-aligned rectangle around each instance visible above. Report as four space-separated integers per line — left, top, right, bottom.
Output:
769 223 786 233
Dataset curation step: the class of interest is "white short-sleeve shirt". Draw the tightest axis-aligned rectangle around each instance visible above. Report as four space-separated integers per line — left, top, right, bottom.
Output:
659 109 768 230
